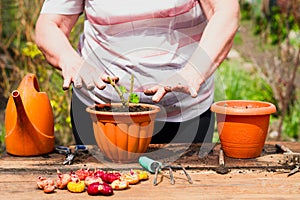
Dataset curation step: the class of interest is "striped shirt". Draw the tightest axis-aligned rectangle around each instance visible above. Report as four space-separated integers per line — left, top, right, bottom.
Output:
41 0 214 122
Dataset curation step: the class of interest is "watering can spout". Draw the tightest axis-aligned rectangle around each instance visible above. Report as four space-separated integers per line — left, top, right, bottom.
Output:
11 90 30 125
5 73 55 156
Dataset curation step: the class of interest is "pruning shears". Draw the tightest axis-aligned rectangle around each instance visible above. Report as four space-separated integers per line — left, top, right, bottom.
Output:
55 145 88 165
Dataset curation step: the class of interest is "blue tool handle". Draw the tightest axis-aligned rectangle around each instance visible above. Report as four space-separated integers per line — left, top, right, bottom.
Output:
75 145 88 151
139 156 162 173
55 146 71 154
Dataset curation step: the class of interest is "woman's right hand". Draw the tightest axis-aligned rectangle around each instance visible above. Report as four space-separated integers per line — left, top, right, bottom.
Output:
35 13 118 91
61 59 119 91
62 59 105 91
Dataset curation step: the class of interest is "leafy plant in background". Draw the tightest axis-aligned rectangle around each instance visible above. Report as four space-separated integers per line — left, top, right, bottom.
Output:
283 100 300 140
0 125 5 154
214 59 275 103
22 42 44 59
236 0 300 140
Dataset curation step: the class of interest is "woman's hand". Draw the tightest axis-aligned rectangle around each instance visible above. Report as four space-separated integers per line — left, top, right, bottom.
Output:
35 13 118 91
62 60 119 91
62 60 105 90
61 59 117 91
144 62 205 102
144 47 213 103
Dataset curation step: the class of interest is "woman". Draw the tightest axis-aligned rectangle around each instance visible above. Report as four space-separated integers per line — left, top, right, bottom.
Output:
35 0 240 145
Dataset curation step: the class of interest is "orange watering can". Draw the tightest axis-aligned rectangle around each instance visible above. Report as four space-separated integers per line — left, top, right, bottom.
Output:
5 73 55 156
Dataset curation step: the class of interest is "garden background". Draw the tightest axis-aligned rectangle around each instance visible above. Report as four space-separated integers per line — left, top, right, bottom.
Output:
0 0 299 153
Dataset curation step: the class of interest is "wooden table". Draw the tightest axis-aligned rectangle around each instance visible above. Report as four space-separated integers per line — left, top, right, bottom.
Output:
1 142 300 199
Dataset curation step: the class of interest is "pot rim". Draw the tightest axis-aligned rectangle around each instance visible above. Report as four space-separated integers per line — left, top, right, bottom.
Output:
86 103 161 116
211 100 276 115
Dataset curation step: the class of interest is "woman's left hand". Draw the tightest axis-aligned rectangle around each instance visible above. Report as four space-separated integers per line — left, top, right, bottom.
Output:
144 63 204 102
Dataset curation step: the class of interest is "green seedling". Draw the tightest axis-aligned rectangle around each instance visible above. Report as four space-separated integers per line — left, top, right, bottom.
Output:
107 74 140 107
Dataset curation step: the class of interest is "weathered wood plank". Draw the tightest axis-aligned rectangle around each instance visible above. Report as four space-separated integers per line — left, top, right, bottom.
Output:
0 169 300 199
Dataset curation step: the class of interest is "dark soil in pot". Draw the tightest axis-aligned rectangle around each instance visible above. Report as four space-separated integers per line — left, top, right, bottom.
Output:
95 104 151 112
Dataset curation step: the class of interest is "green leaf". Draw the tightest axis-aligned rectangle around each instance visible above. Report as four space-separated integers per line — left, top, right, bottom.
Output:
129 93 140 103
118 86 127 94
290 33 300 47
21 42 43 59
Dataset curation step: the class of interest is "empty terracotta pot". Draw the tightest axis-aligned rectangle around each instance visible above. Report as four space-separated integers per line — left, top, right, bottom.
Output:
86 103 160 163
211 100 276 159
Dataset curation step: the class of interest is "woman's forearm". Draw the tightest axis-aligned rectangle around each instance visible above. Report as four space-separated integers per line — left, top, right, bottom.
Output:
35 14 83 70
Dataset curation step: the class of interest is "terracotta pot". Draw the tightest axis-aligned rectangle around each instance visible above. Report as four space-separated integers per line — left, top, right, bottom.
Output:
86 103 160 163
211 100 276 159
5 73 55 156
